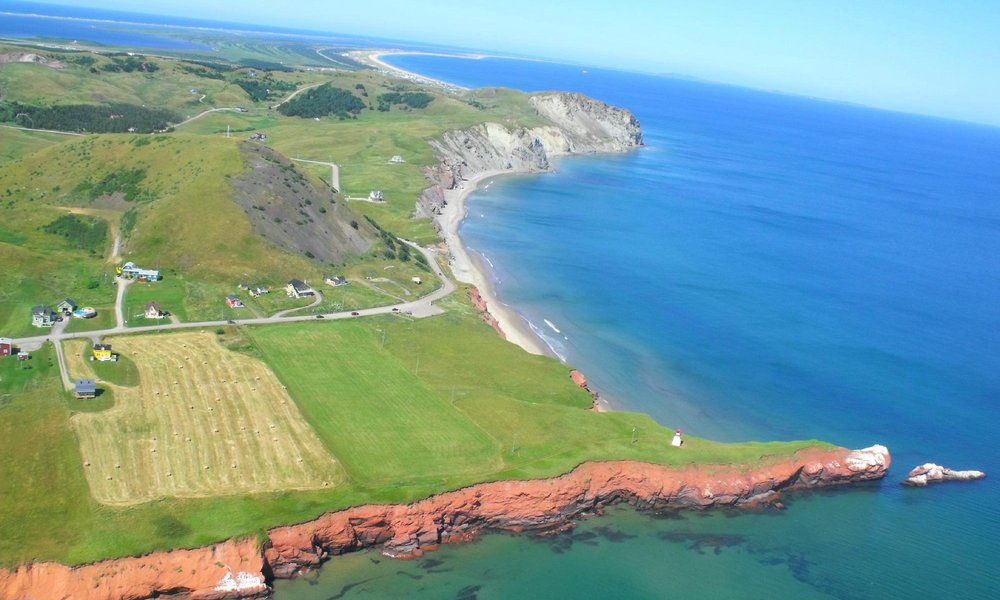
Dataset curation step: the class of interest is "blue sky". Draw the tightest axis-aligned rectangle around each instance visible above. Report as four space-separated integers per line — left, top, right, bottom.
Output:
26 0 1000 125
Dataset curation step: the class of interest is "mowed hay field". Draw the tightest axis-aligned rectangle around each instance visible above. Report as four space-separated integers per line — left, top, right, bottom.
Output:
71 332 344 504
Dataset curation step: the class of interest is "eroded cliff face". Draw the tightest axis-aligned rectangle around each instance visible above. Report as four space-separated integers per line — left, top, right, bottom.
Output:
0 538 266 600
419 91 643 217
265 445 889 574
0 447 888 600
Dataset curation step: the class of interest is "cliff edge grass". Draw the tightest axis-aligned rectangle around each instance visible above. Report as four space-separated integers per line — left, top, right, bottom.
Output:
0 444 892 600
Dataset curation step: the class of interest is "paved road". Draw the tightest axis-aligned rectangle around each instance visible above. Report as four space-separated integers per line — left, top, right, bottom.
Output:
13 243 455 349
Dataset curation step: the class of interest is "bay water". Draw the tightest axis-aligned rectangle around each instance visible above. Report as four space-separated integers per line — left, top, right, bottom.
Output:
274 55 1000 598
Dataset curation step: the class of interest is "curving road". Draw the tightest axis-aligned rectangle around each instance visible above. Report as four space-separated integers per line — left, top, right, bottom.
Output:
291 158 340 193
13 242 454 351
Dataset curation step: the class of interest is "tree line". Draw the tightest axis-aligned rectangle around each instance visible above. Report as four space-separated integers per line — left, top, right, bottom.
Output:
0 101 179 133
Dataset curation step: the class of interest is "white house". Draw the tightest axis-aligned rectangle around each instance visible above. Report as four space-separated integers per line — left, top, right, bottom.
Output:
286 279 315 299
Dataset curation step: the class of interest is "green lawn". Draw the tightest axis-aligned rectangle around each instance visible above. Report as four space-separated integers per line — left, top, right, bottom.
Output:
63 304 116 334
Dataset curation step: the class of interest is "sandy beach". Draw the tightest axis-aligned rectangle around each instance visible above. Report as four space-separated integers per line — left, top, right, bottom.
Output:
437 171 554 358
349 50 470 92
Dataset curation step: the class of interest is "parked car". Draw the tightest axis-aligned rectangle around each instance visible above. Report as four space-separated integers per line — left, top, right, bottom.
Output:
316 314 325 319
351 311 360 316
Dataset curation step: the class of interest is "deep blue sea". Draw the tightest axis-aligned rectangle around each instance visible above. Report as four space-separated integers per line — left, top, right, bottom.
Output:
274 56 1000 598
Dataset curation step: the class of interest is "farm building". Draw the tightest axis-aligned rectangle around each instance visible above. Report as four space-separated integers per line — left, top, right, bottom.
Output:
226 295 245 308
92 343 115 362
286 279 315 299
144 302 165 319
411 276 423 285
388 155 405 164
74 379 97 399
119 262 161 281
249 286 270 298
368 190 385 202
17 351 29 361
0 337 13 357
324 275 349 287
31 305 58 328
56 298 77 315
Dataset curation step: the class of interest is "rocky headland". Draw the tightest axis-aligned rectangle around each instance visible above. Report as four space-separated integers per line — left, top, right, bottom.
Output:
418 91 643 219
0 446 890 600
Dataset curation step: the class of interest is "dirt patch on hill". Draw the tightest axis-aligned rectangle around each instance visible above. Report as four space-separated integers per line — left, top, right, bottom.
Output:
230 143 374 265
0 53 66 68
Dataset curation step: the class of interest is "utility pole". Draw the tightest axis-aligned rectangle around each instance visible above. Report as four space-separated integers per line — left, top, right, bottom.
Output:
631 426 638 444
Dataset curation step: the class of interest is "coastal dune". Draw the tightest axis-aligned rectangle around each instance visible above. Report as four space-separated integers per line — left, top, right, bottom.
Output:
0 446 890 600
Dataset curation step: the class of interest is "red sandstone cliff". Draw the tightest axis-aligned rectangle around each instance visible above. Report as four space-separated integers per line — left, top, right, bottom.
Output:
0 446 889 600
467 286 507 339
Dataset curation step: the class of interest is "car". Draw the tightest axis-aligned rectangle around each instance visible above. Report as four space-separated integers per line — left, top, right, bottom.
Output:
391 307 399 312
351 311 360 316
316 314 325 319
227 319 235 324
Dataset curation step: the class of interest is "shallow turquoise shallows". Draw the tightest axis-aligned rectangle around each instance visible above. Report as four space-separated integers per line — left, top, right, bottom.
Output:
274 55 1000 598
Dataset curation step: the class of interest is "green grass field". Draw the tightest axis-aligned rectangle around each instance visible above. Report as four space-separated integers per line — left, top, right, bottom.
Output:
0 296 825 567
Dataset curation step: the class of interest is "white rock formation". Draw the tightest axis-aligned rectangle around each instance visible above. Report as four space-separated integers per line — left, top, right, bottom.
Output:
903 463 986 486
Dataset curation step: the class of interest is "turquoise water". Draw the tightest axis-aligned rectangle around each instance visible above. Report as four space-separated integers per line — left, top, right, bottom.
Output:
273 56 1000 598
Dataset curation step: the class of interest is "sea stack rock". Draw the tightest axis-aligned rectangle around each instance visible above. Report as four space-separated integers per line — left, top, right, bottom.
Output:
902 463 986 487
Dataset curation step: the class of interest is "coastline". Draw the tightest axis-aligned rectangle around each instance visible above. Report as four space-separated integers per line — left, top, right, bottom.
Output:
0 446 892 600
350 50 470 92
437 169 555 358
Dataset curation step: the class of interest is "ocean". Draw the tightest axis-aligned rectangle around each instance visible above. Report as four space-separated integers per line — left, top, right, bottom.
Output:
273 56 1000 598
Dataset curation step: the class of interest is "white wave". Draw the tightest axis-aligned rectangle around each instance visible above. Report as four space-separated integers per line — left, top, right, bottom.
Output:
544 319 561 334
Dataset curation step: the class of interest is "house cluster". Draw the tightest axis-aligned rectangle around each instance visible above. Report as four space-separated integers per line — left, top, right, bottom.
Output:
368 190 385 202
238 283 270 298
118 262 160 282
225 295 245 309
0 337 29 361
285 279 315 299
249 132 268 142
388 155 406 164
30 298 93 328
324 275 349 287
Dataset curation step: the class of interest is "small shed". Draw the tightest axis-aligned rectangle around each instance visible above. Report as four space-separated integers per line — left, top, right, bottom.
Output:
57 298 77 315
411 276 423 285
0 337 13 357
324 275 349 287
226 295 245 308
74 379 97 399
